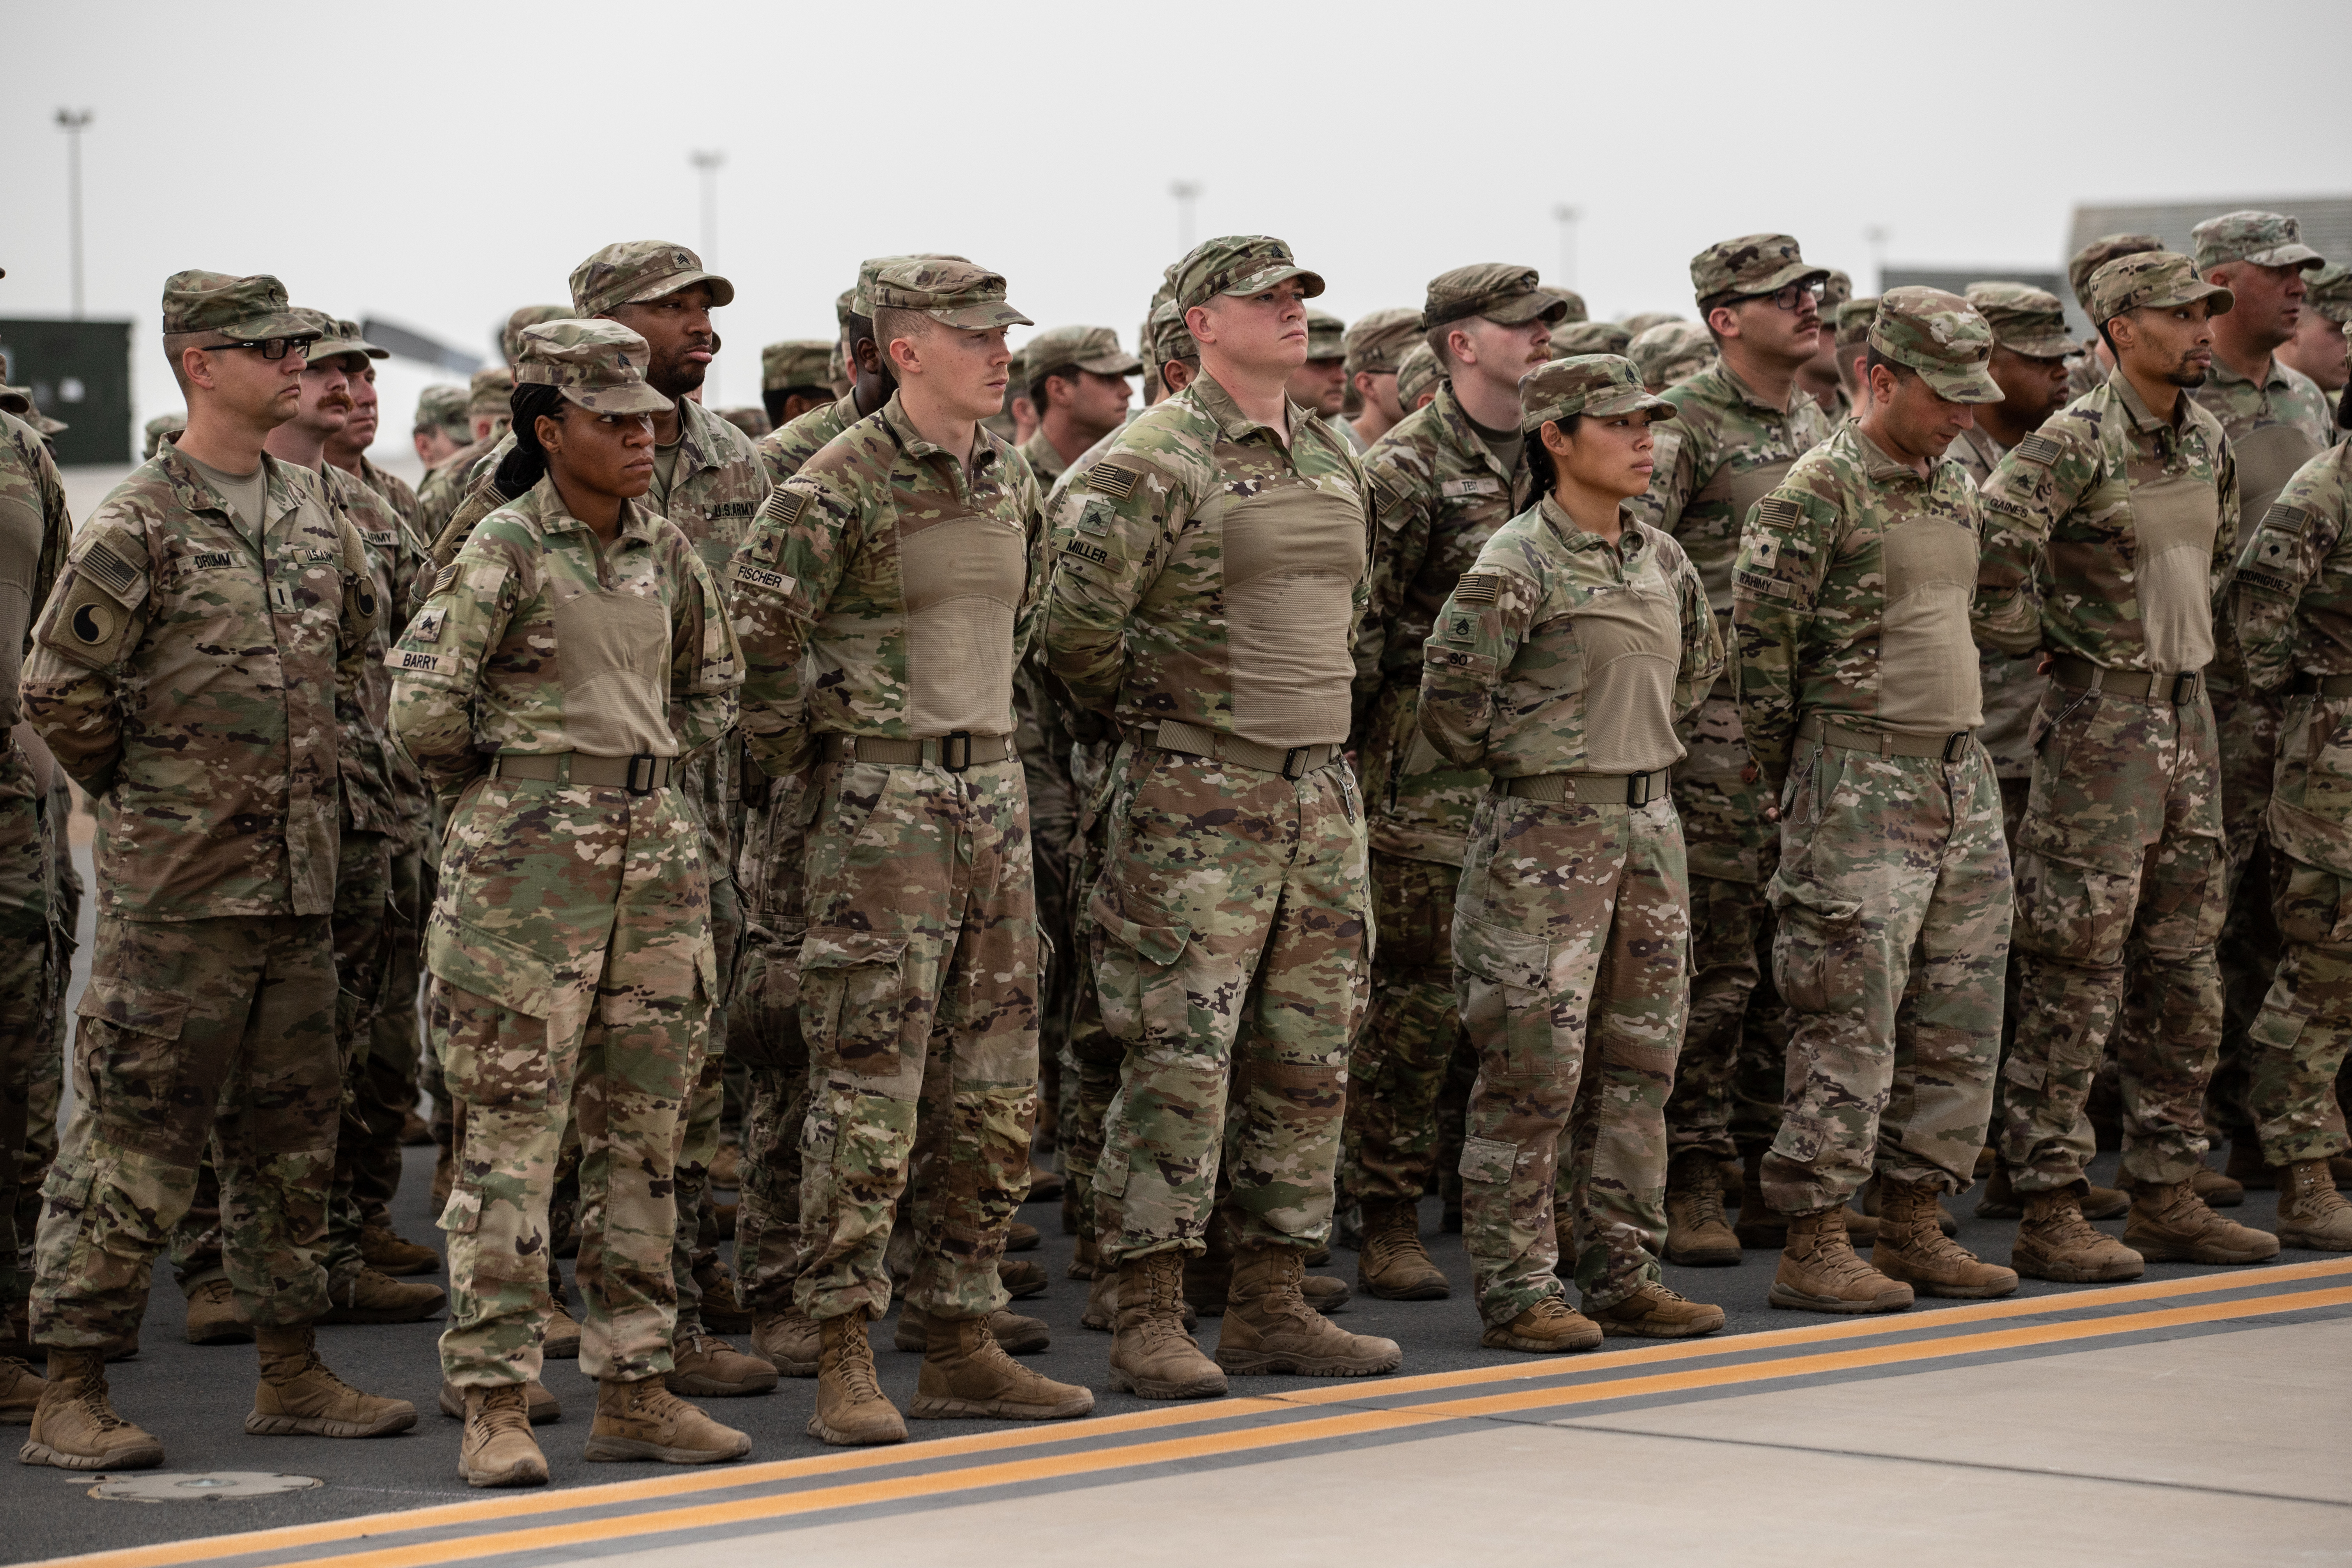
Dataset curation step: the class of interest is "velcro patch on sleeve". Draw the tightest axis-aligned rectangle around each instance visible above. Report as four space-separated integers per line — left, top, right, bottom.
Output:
432 562 461 597
1753 495 1801 531
389 647 452 678
729 558 797 596
2260 503 2310 538
1737 567 1795 602
79 540 140 597
1088 463 1141 500
1062 538 1111 567
1453 572 1500 605
2014 432 2064 468
409 606 447 644
1441 477 1502 500
758 487 811 530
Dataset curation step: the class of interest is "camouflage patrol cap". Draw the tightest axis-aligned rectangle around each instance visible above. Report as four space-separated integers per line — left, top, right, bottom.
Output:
1343 308 1421 376
1865 288 2001 403
2067 233 2161 308
865 257 1030 330
1834 296 1881 349
570 240 735 318
160 270 312 342
835 287 857 327
1689 234 1827 303
503 305 573 364
1821 269 1854 313
1302 310 1347 361
851 254 973 317
1627 321 1715 390
718 406 771 438
293 311 385 363
1147 299 1200 367
1543 288 1590 326
467 365 518 418
761 339 834 392
142 411 186 461
1025 324 1145 377
1005 345 1030 391
1172 236 1326 312
1549 321 1632 359
513 319 674 415
1622 310 1685 336
1964 282 2074 360
413 384 470 436
1395 343 1444 408
0 386 31 417
1424 264 1567 330
1520 354 1675 431
2084 251 2233 327
2191 210 2325 272
2307 262 2352 326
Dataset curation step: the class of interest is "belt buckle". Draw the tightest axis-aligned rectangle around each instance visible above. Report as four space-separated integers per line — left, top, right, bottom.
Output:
1282 746 1312 781
940 731 973 773
625 754 659 795
1942 732 1969 764
2170 671 2200 704
1626 770 1655 808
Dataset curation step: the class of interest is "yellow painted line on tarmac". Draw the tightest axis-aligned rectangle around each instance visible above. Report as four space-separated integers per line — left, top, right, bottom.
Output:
41 1260 2350 1568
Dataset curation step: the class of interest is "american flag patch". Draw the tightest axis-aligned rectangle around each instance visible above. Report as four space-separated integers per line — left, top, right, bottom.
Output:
81 542 138 595
1454 572 1499 605
1089 463 1141 500
1754 495 1801 530
432 562 460 596
2260 503 2310 537
758 487 810 529
2015 432 2064 467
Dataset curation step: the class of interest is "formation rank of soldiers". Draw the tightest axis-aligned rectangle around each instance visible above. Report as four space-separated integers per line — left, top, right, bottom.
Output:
1 208 2348 1487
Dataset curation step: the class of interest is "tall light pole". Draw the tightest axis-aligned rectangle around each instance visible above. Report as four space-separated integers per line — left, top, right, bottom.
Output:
689 149 724 401
56 109 94 319
1551 203 1581 292
1170 181 1202 255
1863 224 1891 291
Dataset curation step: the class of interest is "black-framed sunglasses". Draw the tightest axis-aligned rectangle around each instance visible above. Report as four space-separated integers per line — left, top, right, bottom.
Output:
207 336 319 360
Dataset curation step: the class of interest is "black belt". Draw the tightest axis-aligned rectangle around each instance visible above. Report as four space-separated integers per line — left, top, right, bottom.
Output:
821 733 1013 772
2050 655 2203 704
2290 672 2352 697
489 752 674 793
1797 715 1976 763
1503 768 1671 806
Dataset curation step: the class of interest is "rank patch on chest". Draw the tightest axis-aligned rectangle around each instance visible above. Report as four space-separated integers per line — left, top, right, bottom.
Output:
1441 477 1502 500
1444 612 1475 642
2014 432 2064 468
1088 463 1141 500
410 606 447 644
1453 572 1499 605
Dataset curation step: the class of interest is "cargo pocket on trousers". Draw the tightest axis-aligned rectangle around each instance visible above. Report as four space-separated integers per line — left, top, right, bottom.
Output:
1086 886 1193 1046
1459 1136 1519 1187
1765 873 1863 1016
799 927 911 1075
1452 915 1553 1080
439 1180 483 1235
72 979 191 1136
2009 822 2138 969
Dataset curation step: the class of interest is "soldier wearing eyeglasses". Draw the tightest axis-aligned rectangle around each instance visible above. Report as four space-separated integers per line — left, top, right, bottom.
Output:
17 271 413 1471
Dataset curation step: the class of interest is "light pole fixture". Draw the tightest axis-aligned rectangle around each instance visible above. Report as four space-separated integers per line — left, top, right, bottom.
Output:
56 108 94 319
1170 181 1202 254
1551 204 1581 292
689 149 724 401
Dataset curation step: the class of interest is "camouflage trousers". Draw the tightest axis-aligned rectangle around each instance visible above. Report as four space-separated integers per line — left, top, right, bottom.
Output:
670 747 744 1341
352 841 427 1225
1056 740 1120 1252
35 913 339 1349
2001 689 2226 1192
2205 684 2283 1148
15 769 76 1304
1088 746 1370 1265
1452 790 1686 1322
1342 852 1465 1208
2244 855 2352 1166
1017 664 1078 1131
1761 738 2009 1215
1664 690 1785 1162
326 828 395 1283
793 756 1037 1325
729 785 810 1319
430 776 712 1388
0 746 58 1308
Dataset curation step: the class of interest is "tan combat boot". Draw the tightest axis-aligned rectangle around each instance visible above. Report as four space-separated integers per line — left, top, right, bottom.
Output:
2222 1141 2276 1190
1587 1283 1725 1339
1871 1177 2017 1299
2118 1163 2245 1208
585 1376 751 1464
1664 1150 1742 1267
182 1275 253 1345
1027 1164 1065 1203
247 1327 417 1437
1108 1251 1227 1399
1732 1149 1787 1249
1007 1221 1042 1252
21 1350 163 1469
543 1304 582 1359
999 1258 1050 1300
2277 1159 2352 1251
750 1307 821 1377
1976 1164 2124 1221
457 1386 549 1488
1357 1199 1451 1300
1301 1272 1353 1313
1216 1246 1402 1378
908 1314 1094 1422
666 1331 779 1397
1068 1232 1097 1281
692 1257 754 1333
361 1222 441 1277
2 1357 46 1425
807 1309 906 1446
321 1266 447 1325
1082 1265 1119 1331
2124 1178 2280 1265
440 1379 560 1424
1480 1296 1603 1352
1769 1207 1914 1314
896 1304 1050 1355
2013 1189 2144 1282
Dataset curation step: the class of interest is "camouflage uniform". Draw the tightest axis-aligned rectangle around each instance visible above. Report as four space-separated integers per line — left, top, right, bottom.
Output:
411 366 517 558
391 320 739 1388
2184 214 2336 1162
1345 266 1567 1225
2230 427 2352 1165
23 273 377 1350
727 259 1044 1326
1043 239 1374 1267
2063 236 2164 400
1628 321 1716 395
1625 237 1836 1171
1736 292 2035 1215
1979 253 2242 1194
0 409 72 1315
1420 358 1720 1319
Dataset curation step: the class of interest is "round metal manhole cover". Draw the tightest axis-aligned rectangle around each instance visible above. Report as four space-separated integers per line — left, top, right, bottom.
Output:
87 1471 323 1502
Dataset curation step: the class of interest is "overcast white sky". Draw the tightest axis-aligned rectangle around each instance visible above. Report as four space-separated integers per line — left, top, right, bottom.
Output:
6 0 2347 461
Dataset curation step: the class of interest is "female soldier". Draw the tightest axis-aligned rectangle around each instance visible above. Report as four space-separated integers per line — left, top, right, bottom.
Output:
1418 354 1727 1351
391 320 746 1486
